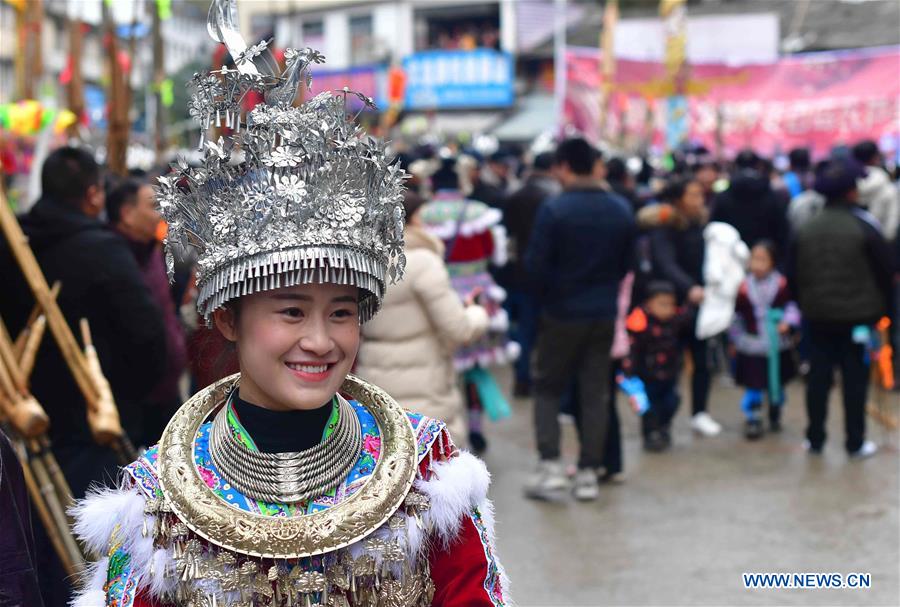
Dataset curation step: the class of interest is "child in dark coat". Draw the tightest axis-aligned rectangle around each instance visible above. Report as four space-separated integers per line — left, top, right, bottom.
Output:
729 240 800 439
622 281 690 452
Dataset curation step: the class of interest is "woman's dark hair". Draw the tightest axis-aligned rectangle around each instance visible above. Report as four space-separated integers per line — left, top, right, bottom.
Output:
41 146 101 208
852 140 879 165
752 239 778 265
658 177 698 205
431 157 459 191
402 191 425 225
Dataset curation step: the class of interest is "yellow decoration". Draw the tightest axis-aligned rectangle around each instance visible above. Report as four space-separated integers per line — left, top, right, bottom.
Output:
54 110 78 134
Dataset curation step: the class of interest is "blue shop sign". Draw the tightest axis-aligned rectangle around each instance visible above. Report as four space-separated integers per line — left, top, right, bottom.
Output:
403 50 514 109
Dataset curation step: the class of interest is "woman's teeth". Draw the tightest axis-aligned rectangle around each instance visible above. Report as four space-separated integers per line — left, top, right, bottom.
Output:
287 363 328 373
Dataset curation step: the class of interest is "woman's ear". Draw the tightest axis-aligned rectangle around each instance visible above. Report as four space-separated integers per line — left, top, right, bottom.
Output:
213 307 238 342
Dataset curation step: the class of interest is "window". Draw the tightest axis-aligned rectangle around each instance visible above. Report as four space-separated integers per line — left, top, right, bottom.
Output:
302 20 324 51
349 14 375 65
413 4 501 52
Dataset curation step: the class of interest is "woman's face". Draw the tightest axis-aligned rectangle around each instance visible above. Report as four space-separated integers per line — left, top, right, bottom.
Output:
214 282 361 411
679 181 706 218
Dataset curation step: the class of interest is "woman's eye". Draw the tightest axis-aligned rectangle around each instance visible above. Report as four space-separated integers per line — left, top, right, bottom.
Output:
332 308 355 319
280 307 303 319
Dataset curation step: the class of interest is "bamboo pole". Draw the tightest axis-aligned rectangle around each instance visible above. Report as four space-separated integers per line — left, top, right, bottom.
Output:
0 385 48 439
0 189 128 448
38 434 76 511
103 0 129 176
0 313 49 438
0 317 49 439
0 334 82 575
14 281 59 357
0 329 77 552
26 0 44 99
0 194 97 401
1 414 83 577
18 315 47 379
10 435 77 576
27 438 84 575
66 13 85 138
0 317 27 392
79 318 126 447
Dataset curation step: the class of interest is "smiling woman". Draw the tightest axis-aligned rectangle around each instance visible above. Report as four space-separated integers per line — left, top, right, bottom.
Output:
68 1 508 606
213 284 362 413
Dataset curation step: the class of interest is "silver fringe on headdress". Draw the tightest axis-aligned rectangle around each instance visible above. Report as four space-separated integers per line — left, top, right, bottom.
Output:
158 0 406 323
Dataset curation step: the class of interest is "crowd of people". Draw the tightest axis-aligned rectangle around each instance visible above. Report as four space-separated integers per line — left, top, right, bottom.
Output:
394 136 898 502
0 132 897 602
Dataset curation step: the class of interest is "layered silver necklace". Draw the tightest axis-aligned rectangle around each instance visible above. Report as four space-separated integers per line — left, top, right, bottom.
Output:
209 394 363 504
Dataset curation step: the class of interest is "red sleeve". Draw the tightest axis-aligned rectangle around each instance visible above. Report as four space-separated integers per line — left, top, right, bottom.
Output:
134 592 164 607
428 513 506 607
482 229 495 259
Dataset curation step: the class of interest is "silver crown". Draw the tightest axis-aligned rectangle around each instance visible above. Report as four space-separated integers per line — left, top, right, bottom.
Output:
158 0 406 323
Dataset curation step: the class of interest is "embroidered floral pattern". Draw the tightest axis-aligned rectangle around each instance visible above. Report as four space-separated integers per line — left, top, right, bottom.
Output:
410 413 447 459
124 446 162 500
104 526 138 607
470 507 506 607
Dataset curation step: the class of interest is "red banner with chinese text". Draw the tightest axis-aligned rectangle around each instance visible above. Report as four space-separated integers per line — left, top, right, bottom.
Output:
565 46 900 157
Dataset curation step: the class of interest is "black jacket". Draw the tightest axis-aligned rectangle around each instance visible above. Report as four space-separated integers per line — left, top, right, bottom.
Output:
622 306 690 383
470 179 507 210
502 174 560 290
0 431 44 607
712 169 790 252
0 199 166 490
646 211 706 305
789 203 893 325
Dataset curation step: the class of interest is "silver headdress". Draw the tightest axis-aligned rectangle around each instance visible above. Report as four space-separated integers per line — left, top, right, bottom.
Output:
158 0 406 323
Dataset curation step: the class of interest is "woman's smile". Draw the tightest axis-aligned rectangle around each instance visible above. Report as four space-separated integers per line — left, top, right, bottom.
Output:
285 361 335 383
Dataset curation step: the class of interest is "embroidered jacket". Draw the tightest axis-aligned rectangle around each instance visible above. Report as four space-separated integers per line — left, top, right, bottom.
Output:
70 400 509 607
729 272 800 357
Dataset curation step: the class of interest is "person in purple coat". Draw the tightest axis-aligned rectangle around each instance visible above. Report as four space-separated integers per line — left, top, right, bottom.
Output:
107 178 188 447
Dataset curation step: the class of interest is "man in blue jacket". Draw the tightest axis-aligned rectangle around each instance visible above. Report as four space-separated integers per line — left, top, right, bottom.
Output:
524 138 636 501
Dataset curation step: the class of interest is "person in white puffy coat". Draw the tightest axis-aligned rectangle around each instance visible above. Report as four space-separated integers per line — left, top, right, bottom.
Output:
696 221 750 340
853 140 899 241
357 192 490 447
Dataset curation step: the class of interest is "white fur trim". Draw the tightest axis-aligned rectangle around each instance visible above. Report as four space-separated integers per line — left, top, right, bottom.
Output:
455 344 519 372
426 206 503 240
505 340 521 362
70 485 145 557
415 451 491 547
70 558 108 607
490 225 509 267
70 482 161 604
489 308 510 332
486 284 507 304
147 547 179 597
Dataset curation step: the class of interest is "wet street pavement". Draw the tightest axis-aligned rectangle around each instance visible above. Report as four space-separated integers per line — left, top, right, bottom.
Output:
482 373 900 606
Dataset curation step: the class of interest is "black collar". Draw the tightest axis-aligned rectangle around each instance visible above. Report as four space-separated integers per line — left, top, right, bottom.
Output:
230 390 334 453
